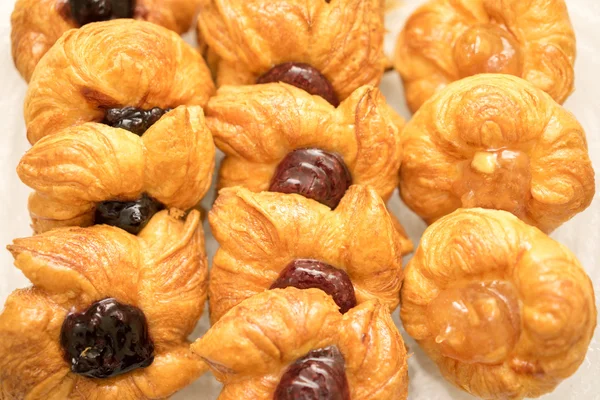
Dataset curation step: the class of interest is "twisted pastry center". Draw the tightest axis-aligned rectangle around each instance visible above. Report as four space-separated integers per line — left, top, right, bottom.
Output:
454 24 524 78
274 346 350 400
269 149 352 209
453 149 531 219
427 281 521 364
271 259 357 314
60 298 155 378
257 63 340 107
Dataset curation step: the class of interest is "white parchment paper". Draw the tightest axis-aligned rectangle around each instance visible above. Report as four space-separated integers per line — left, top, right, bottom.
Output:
0 1 598 398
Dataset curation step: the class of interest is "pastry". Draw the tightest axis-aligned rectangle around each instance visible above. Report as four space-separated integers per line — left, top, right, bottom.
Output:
206 83 405 211
11 0 202 81
399 74 595 233
394 0 576 112
401 208 596 399
17 107 215 234
24 19 215 145
197 0 387 104
0 209 208 399
192 287 409 400
208 185 411 323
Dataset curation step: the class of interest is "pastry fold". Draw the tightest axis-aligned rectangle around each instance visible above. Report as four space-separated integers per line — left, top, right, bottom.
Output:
192 287 409 400
11 0 202 81
197 0 387 100
395 0 576 112
24 19 215 144
401 208 596 399
208 185 411 323
0 210 209 399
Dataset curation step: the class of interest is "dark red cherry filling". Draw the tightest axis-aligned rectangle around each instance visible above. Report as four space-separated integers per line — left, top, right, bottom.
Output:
271 259 357 314
103 106 172 136
274 346 350 400
257 62 340 107
269 148 352 209
95 194 164 234
60 298 154 379
68 0 135 27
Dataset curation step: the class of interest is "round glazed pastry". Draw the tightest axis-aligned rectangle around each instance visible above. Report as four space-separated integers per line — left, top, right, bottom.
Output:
18 106 215 234
192 287 409 400
24 19 215 145
197 0 387 104
399 74 595 233
208 185 411 323
11 0 202 81
206 83 405 209
0 210 208 399
394 0 576 112
401 208 596 400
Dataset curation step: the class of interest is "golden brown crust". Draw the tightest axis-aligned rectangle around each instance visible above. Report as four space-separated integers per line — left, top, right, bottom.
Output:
18 106 215 233
11 0 202 82
208 185 411 323
401 208 596 399
192 287 409 400
197 0 387 100
24 20 215 145
0 210 208 399
394 0 576 112
399 74 595 233
207 83 405 204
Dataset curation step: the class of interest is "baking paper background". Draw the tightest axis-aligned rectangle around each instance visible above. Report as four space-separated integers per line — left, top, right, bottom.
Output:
0 1 598 398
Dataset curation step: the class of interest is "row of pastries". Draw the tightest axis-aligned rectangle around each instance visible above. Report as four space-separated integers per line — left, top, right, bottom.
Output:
0 0 596 399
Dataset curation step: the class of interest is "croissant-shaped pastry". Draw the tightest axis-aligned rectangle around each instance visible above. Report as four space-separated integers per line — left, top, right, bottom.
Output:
197 0 387 104
0 209 208 399
192 287 409 399
11 0 202 82
394 0 576 112
399 74 595 233
24 19 214 145
401 208 596 400
17 106 215 234
207 83 406 211
208 185 411 323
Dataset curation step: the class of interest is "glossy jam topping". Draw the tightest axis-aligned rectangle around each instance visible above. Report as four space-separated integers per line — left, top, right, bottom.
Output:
257 62 340 107
60 298 154 378
269 149 352 209
427 281 521 364
271 259 357 314
68 0 135 27
103 106 172 136
452 149 531 219
274 346 350 400
95 194 164 234
453 24 524 78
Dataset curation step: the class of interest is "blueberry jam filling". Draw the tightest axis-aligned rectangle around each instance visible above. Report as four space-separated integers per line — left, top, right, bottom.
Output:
68 0 136 27
95 194 164 235
257 62 340 107
60 298 154 379
271 259 357 314
269 148 352 209
274 346 350 400
103 106 172 136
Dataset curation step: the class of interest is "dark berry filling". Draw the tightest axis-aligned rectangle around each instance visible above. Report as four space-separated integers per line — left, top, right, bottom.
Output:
257 62 340 107
68 0 136 27
94 194 164 235
60 298 154 379
102 106 172 136
270 259 357 314
269 148 352 209
274 346 350 400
